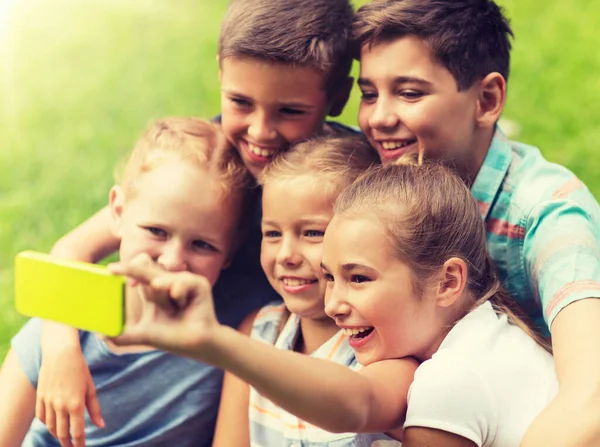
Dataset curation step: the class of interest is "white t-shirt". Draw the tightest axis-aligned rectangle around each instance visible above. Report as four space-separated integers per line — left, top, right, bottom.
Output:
404 301 558 447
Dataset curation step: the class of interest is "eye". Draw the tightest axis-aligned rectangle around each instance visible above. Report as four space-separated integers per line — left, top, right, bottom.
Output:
144 226 167 238
304 230 324 238
323 273 334 282
280 107 306 116
192 240 217 252
263 230 282 238
230 96 251 108
360 90 378 103
351 275 370 284
399 90 424 100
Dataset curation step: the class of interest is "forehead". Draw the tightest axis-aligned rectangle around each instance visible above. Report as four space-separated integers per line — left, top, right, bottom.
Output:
127 158 238 236
220 56 328 104
262 176 335 223
359 36 457 89
323 215 391 263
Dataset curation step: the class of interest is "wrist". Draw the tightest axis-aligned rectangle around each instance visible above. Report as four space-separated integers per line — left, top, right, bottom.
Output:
41 321 81 353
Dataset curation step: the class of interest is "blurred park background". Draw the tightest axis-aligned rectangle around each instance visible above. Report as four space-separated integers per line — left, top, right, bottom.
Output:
1 0 599 360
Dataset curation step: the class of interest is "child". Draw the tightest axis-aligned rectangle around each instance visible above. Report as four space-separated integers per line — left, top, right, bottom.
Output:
35 0 358 443
213 135 401 446
0 117 258 447
109 156 558 446
352 1 600 444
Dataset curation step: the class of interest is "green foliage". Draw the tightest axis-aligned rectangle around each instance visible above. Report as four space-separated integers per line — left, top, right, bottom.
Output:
1 0 599 360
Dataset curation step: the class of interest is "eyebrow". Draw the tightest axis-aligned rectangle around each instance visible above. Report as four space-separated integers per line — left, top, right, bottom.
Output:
357 76 433 87
319 262 378 275
261 218 329 227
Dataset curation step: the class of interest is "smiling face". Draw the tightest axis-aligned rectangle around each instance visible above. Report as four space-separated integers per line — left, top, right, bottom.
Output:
322 215 446 365
112 155 239 287
357 36 487 175
219 57 333 178
260 176 335 321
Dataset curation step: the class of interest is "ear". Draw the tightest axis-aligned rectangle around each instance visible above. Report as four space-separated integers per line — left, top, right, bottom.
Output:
109 185 125 238
475 72 506 129
328 76 354 117
435 257 468 308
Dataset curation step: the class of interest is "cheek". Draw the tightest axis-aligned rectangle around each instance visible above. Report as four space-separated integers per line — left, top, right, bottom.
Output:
220 108 244 139
118 230 157 262
259 244 276 273
357 103 372 134
190 255 226 286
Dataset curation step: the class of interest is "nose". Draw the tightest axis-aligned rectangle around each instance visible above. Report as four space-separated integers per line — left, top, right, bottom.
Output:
157 241 188 272
368 96 399 131
248 110 277 142
324 283 351 320
276 236 302 268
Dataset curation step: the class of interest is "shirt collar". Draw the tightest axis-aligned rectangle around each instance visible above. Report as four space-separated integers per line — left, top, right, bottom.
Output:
470 126 513 220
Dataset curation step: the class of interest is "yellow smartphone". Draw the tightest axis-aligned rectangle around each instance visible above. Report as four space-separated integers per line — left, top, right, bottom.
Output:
14 251 126 337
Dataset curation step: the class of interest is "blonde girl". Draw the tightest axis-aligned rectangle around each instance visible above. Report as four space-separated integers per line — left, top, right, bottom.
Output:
109 156 557 447
213 135 402 446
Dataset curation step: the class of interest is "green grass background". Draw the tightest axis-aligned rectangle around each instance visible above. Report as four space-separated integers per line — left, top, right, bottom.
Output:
1 0 599 361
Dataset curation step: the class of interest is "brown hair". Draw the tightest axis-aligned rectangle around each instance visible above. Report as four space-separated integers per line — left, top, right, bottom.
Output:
219 0 354 91
259 134 380 198
335 158 551 352
352 0 514 90
117 117 256 235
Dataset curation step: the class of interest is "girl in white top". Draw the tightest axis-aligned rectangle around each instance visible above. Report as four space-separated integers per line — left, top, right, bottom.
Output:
211 136 398 446
110 154 557 447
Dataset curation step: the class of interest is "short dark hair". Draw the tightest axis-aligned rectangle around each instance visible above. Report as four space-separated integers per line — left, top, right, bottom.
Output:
219 0 354 90
352 0 514 90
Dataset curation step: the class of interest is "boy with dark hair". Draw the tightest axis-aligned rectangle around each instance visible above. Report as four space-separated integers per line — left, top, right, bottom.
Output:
352 0 600 445
25 0 357 446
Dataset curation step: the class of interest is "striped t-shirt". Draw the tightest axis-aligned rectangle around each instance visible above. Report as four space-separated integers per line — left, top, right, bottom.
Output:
249 302 400 447
473 127 600 334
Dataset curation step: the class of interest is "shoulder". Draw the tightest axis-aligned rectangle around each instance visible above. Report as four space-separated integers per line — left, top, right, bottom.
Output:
406 358 496 447
505 139 599 220
324 120 361 136
248 302 289 342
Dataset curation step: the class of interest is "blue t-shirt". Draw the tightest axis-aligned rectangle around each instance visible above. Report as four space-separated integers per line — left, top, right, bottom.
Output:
12 268 278 447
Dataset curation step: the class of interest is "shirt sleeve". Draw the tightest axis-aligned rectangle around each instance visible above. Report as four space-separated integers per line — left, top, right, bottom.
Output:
10 318 44 388
523 194 600 330
404 359 496 447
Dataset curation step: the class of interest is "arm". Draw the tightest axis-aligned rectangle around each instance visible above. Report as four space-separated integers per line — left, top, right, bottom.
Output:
211 311 258 447
521 300 600 447
110 255 418 434
51 205 120 264
36 206 117 446
0 350 37 447
404 427 477 447
520 198 600 446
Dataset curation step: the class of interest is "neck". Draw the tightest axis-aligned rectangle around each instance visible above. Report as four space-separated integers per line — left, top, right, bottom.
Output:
454 127 496 186
416 294 473 362
297 316 341 355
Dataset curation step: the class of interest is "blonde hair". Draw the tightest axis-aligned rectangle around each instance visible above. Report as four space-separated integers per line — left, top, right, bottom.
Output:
335 157 551 353
116 117 256 234
117 117 252 193
258 135 379 198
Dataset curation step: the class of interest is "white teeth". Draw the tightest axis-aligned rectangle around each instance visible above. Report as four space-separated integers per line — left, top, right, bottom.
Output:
282 278 314 287
342 327 372 336
381 141 414 150
247 142 276 158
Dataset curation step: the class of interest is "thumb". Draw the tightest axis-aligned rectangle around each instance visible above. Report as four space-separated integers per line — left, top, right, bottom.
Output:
85 381 105 429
